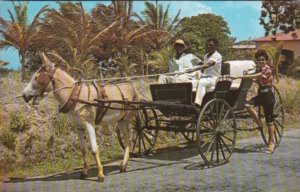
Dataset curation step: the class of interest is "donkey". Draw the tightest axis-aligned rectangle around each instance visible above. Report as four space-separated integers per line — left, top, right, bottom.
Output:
22 53 139 182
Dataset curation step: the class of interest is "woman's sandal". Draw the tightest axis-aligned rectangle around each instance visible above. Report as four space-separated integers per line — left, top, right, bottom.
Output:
264 145 275 154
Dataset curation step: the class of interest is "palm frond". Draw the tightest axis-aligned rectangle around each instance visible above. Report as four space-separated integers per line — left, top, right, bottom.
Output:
0 40 15 50
143 1 157 25
163 4 170 29
0 28 19 48
0 18 11 29
158 4 164 29
129 30 169 44
7 10 15 23
88 20 119 45
26 5 48 36
131 12 145 25
126 24 149 43
47 51 72 72
169 9 181 31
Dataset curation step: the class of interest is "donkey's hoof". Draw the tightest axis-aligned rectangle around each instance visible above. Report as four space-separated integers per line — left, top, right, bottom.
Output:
80 173 88 180
98 176 105 182
120 161 127 173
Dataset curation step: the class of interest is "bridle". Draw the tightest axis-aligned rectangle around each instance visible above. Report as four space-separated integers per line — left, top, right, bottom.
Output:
34 66 58 97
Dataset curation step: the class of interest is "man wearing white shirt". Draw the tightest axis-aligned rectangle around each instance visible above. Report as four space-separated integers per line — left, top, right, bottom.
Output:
186 38 222 107
158 39 202 90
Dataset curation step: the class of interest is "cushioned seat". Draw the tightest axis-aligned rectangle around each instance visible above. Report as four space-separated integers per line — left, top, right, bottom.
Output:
223 60 256 90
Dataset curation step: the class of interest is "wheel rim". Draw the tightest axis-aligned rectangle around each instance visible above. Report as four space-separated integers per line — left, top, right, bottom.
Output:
259 86 284 146
196 99 237 166
117 108 158 157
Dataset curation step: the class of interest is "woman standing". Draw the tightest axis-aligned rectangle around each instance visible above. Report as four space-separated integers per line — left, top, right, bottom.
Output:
239 49 276 153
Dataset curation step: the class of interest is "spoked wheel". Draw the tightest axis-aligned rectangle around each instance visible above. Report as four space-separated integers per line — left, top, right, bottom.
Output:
117 108 159 157
259 85 284 146
196 99 237 166
181 121 197 142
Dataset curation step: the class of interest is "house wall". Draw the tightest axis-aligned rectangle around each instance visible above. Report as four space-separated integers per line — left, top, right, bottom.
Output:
255 41 300 59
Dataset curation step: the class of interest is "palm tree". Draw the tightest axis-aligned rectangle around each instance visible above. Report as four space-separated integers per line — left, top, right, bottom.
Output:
91 1 169 76
141 1 181 32
0 1 47 81
39 2 120 79
134 1 181 50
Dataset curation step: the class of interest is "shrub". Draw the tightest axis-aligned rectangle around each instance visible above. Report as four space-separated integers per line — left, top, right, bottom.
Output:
8 111 30 133
0 128 17 150
51 114 75 135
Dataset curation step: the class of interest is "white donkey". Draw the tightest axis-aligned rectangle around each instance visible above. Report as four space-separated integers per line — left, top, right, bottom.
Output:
22 53 139 182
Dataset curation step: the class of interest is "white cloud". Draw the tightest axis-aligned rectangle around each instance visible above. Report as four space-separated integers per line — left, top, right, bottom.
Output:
220 1 262 12
133 1 212 20
194 3 212 14
167 2 212 18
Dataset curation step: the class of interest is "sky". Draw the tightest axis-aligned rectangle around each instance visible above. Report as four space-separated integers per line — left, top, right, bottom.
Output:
0 1 265 70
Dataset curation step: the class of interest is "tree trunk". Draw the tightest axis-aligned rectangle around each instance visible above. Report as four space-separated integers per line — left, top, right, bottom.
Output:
20 53 26 82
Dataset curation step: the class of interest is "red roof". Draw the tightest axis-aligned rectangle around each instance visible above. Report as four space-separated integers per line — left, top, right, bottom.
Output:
253 29 300 42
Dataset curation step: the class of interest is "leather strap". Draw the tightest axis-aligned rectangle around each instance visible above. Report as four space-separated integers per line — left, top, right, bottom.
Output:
94 81 110 124
59 81 83 114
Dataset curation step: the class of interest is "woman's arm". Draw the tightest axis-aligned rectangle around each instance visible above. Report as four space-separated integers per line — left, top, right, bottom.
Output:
237 72 261 79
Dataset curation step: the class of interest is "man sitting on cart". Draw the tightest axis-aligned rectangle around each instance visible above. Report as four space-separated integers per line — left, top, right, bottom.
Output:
159 38 222 108
185 38 222 108
158 39 203 91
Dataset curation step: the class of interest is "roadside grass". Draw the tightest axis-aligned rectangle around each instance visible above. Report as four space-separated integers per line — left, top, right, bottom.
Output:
6 139 125 179
8 152 84 178
276 77 300 116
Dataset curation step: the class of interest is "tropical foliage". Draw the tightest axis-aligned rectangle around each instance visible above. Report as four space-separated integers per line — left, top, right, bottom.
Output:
0 1 237 80
177 14 235 61
0 1 47 81
260 0 300 35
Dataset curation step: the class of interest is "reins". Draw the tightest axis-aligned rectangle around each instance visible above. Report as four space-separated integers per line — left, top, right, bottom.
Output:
44 71 188 95
14 71 197 100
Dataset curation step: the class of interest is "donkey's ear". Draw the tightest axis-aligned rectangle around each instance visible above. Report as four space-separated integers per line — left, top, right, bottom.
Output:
40 52 55 72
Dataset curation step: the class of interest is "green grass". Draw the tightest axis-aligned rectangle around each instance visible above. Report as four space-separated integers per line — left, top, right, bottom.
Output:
8 153 84 178
6 148 124 179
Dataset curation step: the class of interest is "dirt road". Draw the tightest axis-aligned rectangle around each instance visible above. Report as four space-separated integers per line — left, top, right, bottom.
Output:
2 128 300 191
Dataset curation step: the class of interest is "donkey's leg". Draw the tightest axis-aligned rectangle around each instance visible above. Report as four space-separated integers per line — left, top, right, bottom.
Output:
76 128 89 179
85 122 105 182
116 118 132 172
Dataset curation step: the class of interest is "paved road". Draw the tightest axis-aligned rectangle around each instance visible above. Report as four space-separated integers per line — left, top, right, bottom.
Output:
2 128 300 192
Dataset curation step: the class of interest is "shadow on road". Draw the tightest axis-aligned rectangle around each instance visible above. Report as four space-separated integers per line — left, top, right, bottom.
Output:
4 164 121 183
182 143 268 170
4 143 200 183
143 142 199 161
234 143 266 154
5 142 269 183
106 142 204 175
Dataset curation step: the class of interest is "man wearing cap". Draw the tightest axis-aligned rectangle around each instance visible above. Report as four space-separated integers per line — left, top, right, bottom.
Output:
158 39 203 90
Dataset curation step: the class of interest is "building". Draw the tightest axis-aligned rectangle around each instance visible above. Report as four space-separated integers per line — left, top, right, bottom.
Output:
253 29 300 74
231 40 256 60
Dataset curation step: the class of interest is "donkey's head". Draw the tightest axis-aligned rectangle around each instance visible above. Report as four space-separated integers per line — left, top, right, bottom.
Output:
22 53 57 103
